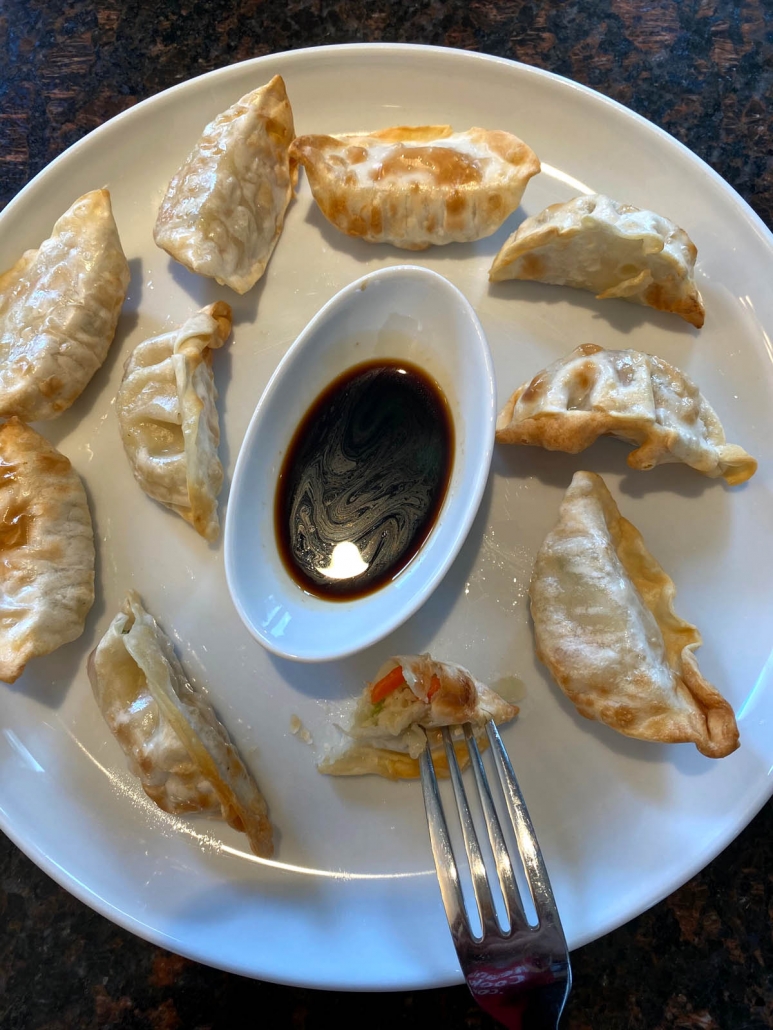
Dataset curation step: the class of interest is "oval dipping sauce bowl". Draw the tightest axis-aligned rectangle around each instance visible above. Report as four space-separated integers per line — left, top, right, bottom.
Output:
224 265 495 662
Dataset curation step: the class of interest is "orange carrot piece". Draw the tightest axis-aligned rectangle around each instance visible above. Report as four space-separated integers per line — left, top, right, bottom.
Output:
370 665 406 703
427 674 441 701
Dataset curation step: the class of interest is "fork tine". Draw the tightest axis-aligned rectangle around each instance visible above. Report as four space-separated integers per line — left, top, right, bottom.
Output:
462 724 530 933
422 722 571 1029
418 740 472 946
440 726 499 935
486 721 563 930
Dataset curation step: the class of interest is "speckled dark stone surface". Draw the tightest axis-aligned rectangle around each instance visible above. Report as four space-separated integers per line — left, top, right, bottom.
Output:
2 2 773 1028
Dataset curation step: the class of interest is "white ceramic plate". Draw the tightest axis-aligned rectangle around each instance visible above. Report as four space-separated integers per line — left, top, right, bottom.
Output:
1 44 772 992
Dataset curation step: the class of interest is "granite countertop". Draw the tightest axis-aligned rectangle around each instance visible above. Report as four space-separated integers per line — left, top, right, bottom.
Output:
2 2 773 1028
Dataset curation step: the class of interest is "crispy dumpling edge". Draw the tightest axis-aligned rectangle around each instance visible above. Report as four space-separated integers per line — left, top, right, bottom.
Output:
116 301 232 542
173 300 232 540
88 590 274 857
0 188 130 421
530 471 740 759
495 344 757 486
489 194 706 328
0 416 95 684
291 124 541 249
153 74 297 294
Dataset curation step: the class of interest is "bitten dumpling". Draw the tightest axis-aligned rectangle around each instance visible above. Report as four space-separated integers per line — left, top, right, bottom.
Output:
530 471 739 759
318 653 519 779
0 418 95 683
88 592 274 857
489 194 705 327
116 302 231 541
496 344 756 485
0 189 130 420
291 125 540 250
154 75 297 294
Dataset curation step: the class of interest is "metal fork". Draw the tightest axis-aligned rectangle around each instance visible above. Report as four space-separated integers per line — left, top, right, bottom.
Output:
419 721 572 1030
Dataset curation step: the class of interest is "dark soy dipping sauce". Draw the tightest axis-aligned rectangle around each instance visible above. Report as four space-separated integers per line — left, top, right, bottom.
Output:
275 359 454 600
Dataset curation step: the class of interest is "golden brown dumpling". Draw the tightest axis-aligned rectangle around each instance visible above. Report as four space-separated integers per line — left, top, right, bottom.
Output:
496 344 756 485
116 303 231 541
0 418 95 683
88 591 273 858
530 471 739 759
0 189 130 420
490 194 705 327
291 125 540 250
318 653 519 779
154 75 297 294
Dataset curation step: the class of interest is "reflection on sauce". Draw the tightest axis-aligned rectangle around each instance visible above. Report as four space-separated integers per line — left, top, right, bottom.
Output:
275 359 454 601
371 146 482 186
0 461 17 485
316 541 369 581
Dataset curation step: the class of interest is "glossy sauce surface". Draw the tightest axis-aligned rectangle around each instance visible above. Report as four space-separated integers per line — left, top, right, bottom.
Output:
276 359 453 600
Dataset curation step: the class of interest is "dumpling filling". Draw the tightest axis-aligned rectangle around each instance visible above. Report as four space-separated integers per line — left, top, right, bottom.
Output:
319 654 519 779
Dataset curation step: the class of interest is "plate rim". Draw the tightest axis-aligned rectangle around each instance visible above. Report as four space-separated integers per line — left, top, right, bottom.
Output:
4 42 773 254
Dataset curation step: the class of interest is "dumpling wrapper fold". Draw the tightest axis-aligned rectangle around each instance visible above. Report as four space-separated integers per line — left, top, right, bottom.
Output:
0 188 130 420
291 124 540 250
496 344 756 485
88 591 273 858
116 302 231 541
490 194 705 327
318 654 519 779
0 418 95 683
154 75 297 294
530 471 739 759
